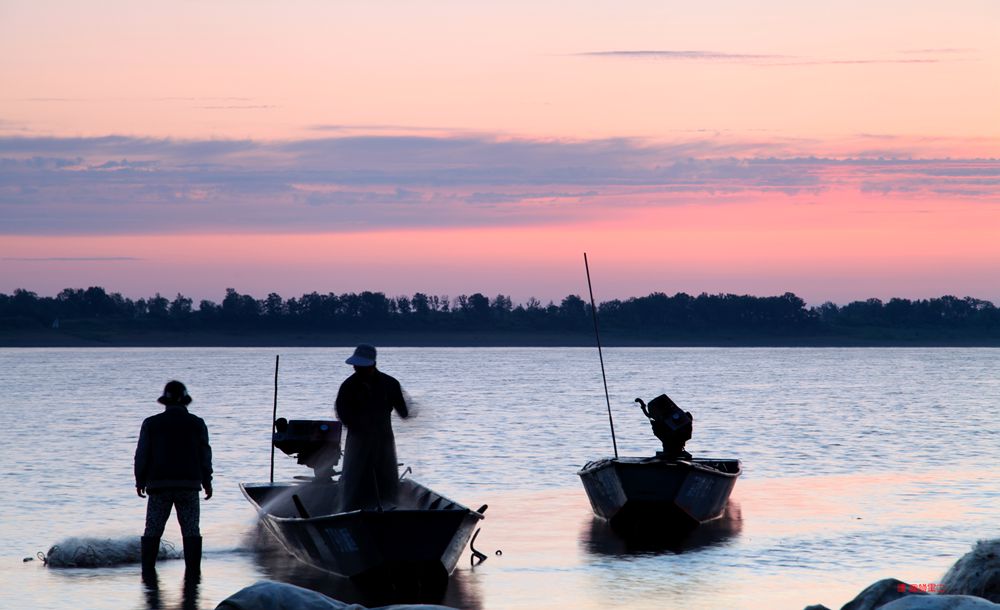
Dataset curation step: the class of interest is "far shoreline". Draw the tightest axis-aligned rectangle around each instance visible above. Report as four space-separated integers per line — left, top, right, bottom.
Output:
3 329 999 348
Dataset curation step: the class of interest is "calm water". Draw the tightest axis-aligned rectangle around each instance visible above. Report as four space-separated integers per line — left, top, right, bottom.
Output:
0 347 997 609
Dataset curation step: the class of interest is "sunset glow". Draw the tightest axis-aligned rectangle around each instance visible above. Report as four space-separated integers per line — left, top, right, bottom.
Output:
2 1 998 304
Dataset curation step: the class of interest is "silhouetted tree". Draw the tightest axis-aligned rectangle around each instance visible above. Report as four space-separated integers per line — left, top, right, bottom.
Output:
4 286 1000 343
147 294 169 319
169 293 193 320
264 293 284 319
412 293 431 317
558 295 588 330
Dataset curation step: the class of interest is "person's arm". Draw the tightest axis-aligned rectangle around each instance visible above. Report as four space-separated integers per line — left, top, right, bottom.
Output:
200 420 213 500
134 420 149 497
392 379 408 419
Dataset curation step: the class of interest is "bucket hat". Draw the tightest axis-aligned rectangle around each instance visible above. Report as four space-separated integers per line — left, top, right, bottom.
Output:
346 344 377 367
157 380 193 406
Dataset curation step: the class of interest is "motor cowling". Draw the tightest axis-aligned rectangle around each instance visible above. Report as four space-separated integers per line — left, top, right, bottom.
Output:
638 394 693 458
273 419 343 479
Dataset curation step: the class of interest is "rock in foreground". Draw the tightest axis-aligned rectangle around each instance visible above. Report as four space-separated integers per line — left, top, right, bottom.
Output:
941 540 1000 603
804 539 1000 610
215 580 456 610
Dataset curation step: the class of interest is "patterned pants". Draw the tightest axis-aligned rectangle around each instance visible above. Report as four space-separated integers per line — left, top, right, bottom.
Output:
143 490 201 538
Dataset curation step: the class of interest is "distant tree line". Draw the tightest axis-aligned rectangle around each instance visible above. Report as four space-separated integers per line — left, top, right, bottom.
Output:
2 287 999 340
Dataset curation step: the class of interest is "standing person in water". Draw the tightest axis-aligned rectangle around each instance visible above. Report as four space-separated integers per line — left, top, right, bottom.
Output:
335 344 409 511
135 380 213 577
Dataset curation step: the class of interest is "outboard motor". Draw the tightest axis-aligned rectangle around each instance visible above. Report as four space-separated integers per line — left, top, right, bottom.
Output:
273 419 343 480
635 394 693 460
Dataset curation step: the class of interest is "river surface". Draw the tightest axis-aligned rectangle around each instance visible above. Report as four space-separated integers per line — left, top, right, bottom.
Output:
0 347 997 609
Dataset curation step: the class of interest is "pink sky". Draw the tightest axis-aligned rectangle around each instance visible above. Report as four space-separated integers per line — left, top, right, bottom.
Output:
2 1 998 305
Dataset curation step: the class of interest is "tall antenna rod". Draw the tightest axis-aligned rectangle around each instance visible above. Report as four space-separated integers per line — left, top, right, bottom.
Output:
584 252 618 459
270 354 279 483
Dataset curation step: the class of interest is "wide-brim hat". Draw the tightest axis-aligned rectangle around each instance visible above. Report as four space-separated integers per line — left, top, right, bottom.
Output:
158 380 193 406
346 344 376 367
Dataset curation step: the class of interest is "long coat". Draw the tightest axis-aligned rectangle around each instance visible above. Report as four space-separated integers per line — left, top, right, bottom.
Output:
335 369 408 511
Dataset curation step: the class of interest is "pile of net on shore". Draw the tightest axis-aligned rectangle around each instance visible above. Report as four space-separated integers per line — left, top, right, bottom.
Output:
40 536 181 567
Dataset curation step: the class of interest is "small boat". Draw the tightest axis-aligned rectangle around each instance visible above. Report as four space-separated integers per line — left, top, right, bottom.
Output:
578 394 741 536
578 454 741 536
240 418 486 589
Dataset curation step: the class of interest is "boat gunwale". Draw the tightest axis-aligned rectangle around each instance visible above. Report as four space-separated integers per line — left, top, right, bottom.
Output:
238 480 486 524
577 457 742 479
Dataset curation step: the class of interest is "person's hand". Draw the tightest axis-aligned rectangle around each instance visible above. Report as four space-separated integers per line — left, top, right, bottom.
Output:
136 486 146 498
204 485 213 500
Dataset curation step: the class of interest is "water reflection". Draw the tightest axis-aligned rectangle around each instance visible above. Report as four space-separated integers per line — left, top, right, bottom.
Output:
246 522 483 609
181 574 201 610
141 572 161 609
140 571 201 610
582 502 743 556
3 348 996 610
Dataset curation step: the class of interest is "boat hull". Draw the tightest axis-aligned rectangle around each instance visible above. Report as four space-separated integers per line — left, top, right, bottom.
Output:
578 456 740 536
241 478 482 583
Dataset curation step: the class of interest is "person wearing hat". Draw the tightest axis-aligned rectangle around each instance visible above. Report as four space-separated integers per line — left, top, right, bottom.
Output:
134 380 213 577
335 344 409 511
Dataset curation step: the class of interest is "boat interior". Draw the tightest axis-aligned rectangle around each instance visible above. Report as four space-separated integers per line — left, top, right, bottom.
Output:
690 458 741 475
583 456 742 478
244 478 470 519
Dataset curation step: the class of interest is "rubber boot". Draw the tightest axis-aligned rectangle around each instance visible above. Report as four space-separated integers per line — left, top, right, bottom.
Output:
183 536 202 577
140 536 159 575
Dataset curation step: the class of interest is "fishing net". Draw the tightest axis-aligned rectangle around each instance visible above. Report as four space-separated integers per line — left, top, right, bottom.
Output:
40 536 181 567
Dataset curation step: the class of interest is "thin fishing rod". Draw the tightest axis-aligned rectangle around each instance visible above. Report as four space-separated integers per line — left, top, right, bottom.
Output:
584 252 618 459
270 354 279 483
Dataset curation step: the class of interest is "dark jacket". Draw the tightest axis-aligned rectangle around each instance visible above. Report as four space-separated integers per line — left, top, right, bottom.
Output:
134 405 213 491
